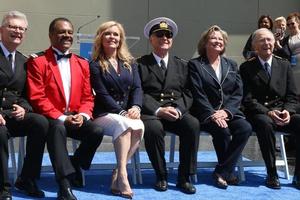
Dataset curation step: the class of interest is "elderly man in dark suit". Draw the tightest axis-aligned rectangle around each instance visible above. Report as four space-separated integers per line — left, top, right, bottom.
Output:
240 28 300 190
0 11 49 200
137 17 200 194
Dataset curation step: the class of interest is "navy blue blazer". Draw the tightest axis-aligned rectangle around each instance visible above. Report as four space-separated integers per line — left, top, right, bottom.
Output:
0 46 32 115
240 56 298 116
189 56 244 122
89 59 143 118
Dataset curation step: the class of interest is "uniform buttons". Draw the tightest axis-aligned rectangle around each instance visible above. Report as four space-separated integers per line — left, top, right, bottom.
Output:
0 107 3 111
123 94 126 97
160 99 163 101
160 93 164 97
264 102 268 106
266 96 269 99
4 88 7 92
128 86 131 90
171 92 174 96
170 98 174 101
2 98 5 101
120 101 124 104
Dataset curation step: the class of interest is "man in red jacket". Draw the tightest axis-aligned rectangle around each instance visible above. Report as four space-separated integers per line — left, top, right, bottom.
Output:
27 17 103 200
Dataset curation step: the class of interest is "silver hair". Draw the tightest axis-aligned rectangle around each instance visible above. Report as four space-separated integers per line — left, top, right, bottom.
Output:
1 10 28 27
251 28 274 46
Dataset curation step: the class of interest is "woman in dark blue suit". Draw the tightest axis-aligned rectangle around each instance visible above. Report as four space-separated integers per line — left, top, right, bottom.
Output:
90 21 144 199
188 25 251 189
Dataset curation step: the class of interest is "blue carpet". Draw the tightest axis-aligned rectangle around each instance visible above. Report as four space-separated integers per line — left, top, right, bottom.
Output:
10 151 300 200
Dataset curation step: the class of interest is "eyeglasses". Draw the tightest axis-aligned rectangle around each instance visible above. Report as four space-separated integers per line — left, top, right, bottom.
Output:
287 22 295 27
5 24 27 33
154 31 173 39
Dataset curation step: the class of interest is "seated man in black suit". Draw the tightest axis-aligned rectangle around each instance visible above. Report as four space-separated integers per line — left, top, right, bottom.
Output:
240 28 300 190
0 11 48 200
137 17 200 194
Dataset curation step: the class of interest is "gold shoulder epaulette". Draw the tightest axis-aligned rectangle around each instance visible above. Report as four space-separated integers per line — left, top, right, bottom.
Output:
174 56 188 63
247 57 256 61
29 51 45 58
273 54 284 60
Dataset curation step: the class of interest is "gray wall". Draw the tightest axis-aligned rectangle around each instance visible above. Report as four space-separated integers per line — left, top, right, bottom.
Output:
1 0 299 64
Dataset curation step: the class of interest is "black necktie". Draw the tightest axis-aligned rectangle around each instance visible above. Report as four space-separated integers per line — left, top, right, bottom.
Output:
54 51 72 60
160 59 167 75
8 54 14 72
264 62 271 78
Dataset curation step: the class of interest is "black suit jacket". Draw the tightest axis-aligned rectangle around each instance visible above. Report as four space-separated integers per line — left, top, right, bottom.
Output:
137 53 193 119
189 56 244 122
240 56 298 116
90 59 143 117
0 46 32 116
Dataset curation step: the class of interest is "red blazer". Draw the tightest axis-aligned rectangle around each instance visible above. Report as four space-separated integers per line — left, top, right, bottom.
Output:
27 47 94 119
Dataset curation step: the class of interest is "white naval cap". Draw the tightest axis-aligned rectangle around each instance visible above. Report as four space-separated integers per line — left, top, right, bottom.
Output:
143 17 178 39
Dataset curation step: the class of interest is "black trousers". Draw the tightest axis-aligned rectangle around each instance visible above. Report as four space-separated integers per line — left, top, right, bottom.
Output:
0 113 48 190
46 119 103 181
249 113 300 176
143 113 200 182
202 117 251 176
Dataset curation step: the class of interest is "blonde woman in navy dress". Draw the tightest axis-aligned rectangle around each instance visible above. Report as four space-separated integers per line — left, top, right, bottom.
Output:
90 21 144 199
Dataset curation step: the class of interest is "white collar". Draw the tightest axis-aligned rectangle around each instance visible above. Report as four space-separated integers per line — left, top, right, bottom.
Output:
258 56 272 67
0 42 16 58
152 52 169 66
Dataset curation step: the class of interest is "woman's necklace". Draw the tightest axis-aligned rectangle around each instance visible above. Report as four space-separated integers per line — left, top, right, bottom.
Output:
109 58 120 75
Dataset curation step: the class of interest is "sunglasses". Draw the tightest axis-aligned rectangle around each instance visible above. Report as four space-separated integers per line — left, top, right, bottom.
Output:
287 22 295 27
154 31 173 39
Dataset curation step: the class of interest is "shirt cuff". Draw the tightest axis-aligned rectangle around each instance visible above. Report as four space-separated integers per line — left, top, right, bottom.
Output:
58 115 67 122
79 113 90 121
154 107 161 116
132 105 141 112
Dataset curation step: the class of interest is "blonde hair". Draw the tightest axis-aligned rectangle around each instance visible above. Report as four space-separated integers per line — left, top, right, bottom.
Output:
92 21 133 72
274 16 286 24
197 25 228 57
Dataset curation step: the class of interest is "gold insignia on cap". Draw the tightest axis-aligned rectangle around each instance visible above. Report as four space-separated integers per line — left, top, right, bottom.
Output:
159 21 168 29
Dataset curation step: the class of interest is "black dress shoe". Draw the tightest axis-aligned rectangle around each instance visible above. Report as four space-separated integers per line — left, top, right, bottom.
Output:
70 156 84 188
212 172 228 189
154 180 168 191
15 176 45 198
292 175 300 189
266 175 281 189
57 187 77 200
226 174 239 185
176 181 196 194
0 190 12 200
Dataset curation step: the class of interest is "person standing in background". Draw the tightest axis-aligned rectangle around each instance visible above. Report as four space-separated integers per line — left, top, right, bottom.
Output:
243 15 273 60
